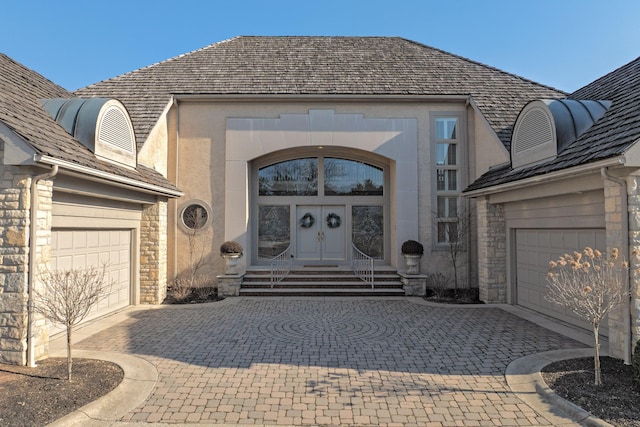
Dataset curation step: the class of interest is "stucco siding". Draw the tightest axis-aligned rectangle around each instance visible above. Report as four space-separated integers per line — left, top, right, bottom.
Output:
138 106 170 176
170 99 473 281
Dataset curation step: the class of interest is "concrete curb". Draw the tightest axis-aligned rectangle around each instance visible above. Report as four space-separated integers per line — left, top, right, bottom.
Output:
506 349 614 427
47 351 157 427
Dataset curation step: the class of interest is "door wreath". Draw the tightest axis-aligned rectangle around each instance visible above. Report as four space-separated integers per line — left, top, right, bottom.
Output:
299 212 315 228
326 212 341 228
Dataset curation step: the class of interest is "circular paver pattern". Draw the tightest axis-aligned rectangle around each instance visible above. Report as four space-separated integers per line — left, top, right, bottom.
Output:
259 304 399 344
76 298 585 426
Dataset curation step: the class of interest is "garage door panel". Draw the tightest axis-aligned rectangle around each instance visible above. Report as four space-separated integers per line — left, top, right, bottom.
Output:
87 232 100 249
516 228 607 336
99 231 111 248
50 229 131 336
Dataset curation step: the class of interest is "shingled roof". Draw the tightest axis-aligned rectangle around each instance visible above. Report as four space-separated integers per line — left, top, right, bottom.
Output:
0 53 179 194
75 36 565 150
465 56 640 193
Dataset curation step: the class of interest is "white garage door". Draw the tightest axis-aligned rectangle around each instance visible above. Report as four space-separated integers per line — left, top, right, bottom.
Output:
50 229 131 334
515 228 607 336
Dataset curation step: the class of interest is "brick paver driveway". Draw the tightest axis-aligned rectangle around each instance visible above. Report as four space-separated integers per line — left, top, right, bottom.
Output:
76 297 583 425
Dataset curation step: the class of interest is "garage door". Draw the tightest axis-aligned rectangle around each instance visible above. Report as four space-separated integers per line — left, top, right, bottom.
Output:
515 228 607 335
50 229 131 334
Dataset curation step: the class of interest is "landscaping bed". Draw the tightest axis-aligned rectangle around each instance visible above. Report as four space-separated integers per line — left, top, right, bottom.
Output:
0 357 123 426
424 287 481 304
542 356 640 427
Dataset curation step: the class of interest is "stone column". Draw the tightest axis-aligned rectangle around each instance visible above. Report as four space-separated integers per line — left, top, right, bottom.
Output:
400 273 428 296
32 179 53 362
615 177 640 359
140 200 168 304
0 167 31 365
0 163 53 365
217 274 243 297
476 196 507 303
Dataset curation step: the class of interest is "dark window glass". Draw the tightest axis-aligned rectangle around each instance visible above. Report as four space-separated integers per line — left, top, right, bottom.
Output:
324 158 383 196
182 204 208 230
259 158 318 196
436 118 457 140
352 206 384 258
258 205 290 259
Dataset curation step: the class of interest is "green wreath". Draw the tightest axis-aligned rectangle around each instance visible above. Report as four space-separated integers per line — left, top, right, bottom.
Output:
326 212 341 228
299 212 315 228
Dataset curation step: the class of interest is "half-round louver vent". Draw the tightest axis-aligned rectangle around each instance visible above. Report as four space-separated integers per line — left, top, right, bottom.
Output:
513 109 554 153
98 106 135 153
511 99 611 169
41 97 137 168
511 101 556 168
94 100 136 167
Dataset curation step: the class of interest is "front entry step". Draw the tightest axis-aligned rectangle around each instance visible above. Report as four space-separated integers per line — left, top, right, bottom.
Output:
240 268 404 297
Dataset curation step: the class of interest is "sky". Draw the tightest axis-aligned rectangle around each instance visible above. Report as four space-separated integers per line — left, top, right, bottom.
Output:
2 0 639 93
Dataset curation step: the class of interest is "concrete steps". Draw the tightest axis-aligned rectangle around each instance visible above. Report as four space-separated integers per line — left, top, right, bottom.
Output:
240 268 404 296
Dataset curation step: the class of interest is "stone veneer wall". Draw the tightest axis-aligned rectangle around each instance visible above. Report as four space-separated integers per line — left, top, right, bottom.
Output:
619 177 640 357
0 158 53 364
476 196 507 303
140 200 168 304
31 179 53 362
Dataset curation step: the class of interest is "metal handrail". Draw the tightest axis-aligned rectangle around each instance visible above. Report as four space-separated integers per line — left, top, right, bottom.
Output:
351 243 374 289
270 245 293 287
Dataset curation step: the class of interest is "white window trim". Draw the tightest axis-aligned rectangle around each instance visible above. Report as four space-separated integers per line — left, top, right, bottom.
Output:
431 113 465 248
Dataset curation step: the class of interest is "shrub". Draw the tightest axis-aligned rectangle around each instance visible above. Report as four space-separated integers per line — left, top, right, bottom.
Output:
220 240 243 254
168 276 193 302
401 240 424 255
426 273 449 299
166 275 220 304
546 247 629 386
633 339 640 390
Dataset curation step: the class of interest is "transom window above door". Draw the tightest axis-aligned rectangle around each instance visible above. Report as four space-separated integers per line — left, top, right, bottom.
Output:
258 157 384 197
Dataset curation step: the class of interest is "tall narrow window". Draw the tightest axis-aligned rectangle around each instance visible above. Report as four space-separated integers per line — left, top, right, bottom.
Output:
434 117 460 244
258 205 290 259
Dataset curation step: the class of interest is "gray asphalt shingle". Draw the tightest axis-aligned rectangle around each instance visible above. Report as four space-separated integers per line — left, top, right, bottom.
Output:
75 36 566 151
466 56 640 192
0 53 178 193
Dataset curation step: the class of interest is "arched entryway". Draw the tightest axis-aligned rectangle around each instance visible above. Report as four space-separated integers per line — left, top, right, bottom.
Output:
224 109 419 271
251 148 390 266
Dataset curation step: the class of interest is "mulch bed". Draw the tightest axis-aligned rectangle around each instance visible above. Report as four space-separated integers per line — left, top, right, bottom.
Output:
424 287 482 304
542 356 640 427
163 285 224 304
0 358 123 426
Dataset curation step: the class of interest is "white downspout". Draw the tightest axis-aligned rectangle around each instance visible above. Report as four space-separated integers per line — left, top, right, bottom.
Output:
601 167 633 365
27 165 58 367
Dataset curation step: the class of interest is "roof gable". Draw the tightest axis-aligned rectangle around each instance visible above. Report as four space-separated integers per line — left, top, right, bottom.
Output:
466 56 640 193
75 36 566 150
0 53 178 194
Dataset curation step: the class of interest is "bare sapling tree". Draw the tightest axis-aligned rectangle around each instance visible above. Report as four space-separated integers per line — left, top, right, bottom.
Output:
183 205 207 284
172 205 211 301
31 265 113 381
435 204 473 294
546 247 632 386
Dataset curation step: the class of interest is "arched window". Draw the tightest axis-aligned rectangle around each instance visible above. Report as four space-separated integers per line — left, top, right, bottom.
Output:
258 157 383 197
324 158 383 196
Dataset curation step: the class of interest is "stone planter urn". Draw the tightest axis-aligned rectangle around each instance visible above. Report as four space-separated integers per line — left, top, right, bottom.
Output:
220 241 243 275
403 254 422 274
221 253 242 275
401 239 424 275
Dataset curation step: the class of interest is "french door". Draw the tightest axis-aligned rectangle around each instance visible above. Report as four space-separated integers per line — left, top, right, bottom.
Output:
296 205 346 261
